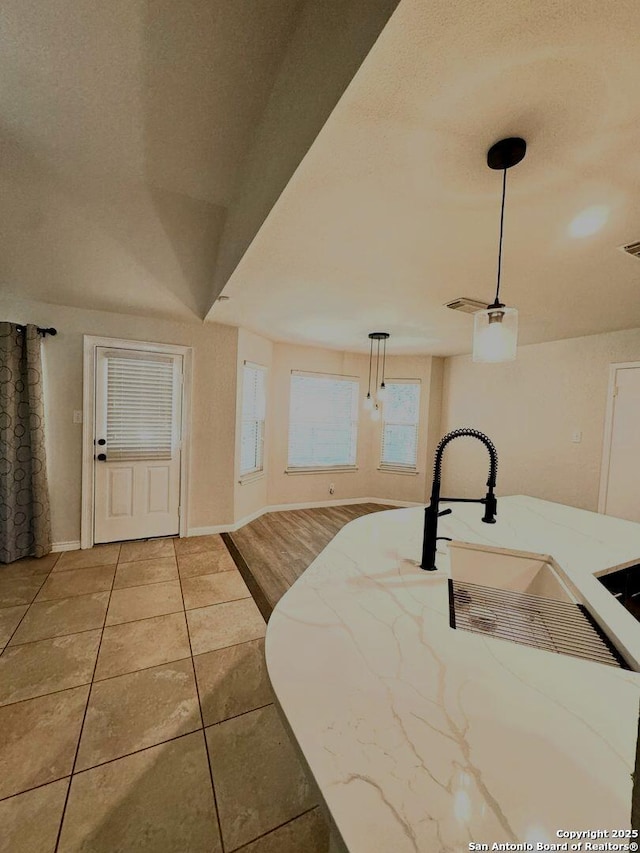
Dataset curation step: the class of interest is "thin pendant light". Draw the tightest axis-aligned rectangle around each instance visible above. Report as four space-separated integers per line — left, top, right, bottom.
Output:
377 335 388 401
473 137 526 363
364 332 390 418
363 335 374 410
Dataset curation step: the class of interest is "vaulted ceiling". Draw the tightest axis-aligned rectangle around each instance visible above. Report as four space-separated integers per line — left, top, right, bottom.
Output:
0 0 400 320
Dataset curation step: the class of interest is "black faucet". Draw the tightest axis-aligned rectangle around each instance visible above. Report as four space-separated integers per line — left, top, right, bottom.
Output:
420 428 498 571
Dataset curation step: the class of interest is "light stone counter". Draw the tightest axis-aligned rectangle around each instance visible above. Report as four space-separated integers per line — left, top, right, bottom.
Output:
265 496 640 852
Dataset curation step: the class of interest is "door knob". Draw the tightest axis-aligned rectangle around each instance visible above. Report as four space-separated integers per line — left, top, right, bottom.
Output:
97 438 106 446
96 453 107 461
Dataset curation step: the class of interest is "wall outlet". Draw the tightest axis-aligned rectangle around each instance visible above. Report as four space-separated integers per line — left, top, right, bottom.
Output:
571 430 582 443
73 410 83 424
329 483 335 495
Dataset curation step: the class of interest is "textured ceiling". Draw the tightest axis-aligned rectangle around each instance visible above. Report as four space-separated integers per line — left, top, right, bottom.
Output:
0 0 304 319
212 0 640 355
0 0 400 322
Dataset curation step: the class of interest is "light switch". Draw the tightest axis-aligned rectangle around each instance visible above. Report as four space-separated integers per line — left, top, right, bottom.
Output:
73 410 83 424
571 430 582 443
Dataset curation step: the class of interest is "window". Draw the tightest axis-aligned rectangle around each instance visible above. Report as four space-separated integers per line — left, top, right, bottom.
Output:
380 380 421 471
287 371 359 470
239 362 267 478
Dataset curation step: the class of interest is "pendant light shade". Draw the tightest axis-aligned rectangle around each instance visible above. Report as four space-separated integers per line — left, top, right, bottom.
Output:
473 305 518 363
472 137 525 364
363 393 373 411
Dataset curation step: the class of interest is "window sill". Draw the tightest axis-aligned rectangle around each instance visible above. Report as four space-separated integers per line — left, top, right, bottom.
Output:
285 466 359 476
238 471 265 485
377 466 419 476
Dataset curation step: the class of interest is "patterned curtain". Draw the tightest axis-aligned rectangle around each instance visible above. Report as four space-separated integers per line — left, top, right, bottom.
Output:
0 323 52 563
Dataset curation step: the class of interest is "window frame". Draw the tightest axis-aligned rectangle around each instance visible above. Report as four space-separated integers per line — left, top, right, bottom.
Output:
378 378 421 474
239 361 268 482
286 370 360 473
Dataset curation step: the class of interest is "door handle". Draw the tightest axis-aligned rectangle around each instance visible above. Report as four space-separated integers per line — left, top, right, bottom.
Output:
97 438 106 446
96 453 107 462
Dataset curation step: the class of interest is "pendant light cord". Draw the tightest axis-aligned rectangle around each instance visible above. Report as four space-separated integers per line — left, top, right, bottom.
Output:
381 337 387 386
494 167 507 306
374 339 380 392
367 337 373 395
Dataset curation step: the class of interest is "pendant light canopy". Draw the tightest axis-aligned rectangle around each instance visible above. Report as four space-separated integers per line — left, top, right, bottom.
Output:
473 137 526 364
364 332 389 418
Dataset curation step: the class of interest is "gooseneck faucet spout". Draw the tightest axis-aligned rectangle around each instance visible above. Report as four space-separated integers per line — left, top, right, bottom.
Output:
421 428 498 571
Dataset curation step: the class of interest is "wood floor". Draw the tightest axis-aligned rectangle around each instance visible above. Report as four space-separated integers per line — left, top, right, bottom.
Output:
223 503 396 617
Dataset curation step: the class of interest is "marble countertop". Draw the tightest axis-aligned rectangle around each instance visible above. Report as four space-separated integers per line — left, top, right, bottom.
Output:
265 496 640 852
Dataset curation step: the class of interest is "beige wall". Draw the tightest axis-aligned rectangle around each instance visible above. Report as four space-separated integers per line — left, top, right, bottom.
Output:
441 327 640 510
264 342 440 510
234 328 274 522
0 294 238 544
0 291 454 546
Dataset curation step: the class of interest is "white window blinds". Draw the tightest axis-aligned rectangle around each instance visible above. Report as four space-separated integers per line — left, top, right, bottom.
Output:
240 363 267 476
288 372 359 469
105 353 177 461
380 380 421 469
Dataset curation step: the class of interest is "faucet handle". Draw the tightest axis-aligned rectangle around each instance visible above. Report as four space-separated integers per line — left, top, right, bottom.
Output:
437 508 452 518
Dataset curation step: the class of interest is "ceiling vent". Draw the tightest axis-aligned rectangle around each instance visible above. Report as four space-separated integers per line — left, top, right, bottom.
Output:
619 241 640 259
445 297 488 314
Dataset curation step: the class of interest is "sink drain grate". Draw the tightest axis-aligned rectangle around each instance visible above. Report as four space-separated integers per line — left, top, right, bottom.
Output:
449 579 628 669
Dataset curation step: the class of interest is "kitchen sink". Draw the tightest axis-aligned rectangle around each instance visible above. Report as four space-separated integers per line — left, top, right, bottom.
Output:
447 541 628 669
448 541 573 601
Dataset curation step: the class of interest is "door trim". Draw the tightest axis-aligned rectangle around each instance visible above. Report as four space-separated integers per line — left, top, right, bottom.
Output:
597 361 640 515
81 336 193 549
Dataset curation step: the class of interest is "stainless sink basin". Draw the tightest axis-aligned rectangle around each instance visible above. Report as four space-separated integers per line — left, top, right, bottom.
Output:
447 541 628 669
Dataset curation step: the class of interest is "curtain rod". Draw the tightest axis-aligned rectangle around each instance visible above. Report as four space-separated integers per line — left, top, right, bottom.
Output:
15 325 57 337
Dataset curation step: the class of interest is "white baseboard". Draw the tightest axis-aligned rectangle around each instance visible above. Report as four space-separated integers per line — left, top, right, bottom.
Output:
187 496 422 537
51 540 81 552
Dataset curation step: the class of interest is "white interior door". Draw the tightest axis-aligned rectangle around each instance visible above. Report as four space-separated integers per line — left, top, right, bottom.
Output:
603 365 640 523
94 347 183 543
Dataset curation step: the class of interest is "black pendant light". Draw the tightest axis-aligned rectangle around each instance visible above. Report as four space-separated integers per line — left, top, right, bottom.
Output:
363 332 389 419
473 137 526 363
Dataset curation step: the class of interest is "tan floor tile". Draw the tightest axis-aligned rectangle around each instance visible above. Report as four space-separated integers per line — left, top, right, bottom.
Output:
182 569 250 610
0 778 70 853
118 538 175 563
235 808 330 853
0 604 28 649
54 544 121 572
174 534 226 557
187 598 266 656
105 580 182 626
76 659 200 771
35 565 115 602
0 685 89 800
177 549 236 579
0 573 46 607
1 552 60 576
0 630 101 706
95 612 190 680
10 593 109 645
113 557 178 589
58 732 221 853
194 638 272 726
206 705 316 850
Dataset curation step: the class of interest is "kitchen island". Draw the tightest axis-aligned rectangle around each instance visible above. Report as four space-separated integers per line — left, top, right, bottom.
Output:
265 496 640 852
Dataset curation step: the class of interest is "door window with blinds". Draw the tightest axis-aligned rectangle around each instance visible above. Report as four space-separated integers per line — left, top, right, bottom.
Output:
380 380 421 471
239 362 267 478
98 350 181 460
287 371 359 471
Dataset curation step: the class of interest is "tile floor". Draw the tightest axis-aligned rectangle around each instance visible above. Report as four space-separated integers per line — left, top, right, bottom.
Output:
0 536 332 853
